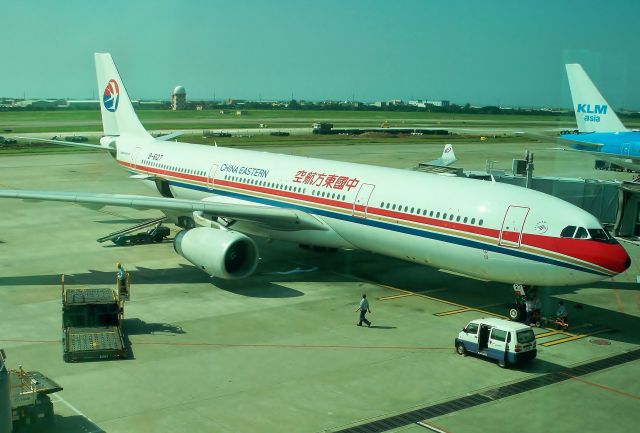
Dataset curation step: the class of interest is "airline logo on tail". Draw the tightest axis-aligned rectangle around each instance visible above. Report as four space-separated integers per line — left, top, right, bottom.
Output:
577 104 607 115
103 79 120 112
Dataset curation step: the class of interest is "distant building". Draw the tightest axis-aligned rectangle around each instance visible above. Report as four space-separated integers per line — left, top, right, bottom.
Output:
171 85 186 110
426 100 450 107
14 99 65 109
66 99 100 109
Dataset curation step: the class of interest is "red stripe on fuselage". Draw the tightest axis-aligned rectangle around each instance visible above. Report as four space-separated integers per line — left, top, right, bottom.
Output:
121 160 626 274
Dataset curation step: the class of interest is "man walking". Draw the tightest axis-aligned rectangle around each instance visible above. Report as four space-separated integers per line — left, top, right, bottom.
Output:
356 293 372 327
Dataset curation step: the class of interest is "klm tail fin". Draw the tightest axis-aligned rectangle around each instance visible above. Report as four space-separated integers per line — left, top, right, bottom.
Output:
565 64 627 133
95 53 151 138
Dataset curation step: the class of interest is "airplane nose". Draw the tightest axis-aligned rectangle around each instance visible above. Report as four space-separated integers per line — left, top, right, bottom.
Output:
592 242 632 276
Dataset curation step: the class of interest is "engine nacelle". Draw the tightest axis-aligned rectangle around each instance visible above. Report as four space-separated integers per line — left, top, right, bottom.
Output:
174 227 259 279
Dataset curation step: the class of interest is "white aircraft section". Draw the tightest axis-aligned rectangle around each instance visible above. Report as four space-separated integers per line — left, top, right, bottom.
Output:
0 54 630 287
565 64 627 133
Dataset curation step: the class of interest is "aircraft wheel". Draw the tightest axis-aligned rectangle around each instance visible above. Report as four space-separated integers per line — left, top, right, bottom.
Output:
508 305 522 321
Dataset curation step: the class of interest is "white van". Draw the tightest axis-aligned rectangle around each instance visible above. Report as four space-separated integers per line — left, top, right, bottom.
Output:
455 318 537 367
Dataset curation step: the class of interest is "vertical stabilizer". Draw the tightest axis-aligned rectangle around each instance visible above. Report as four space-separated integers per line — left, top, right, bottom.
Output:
565 64 627 133
95 53 151 138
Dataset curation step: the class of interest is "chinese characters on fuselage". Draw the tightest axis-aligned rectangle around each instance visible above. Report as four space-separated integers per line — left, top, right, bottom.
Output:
292 170 359 191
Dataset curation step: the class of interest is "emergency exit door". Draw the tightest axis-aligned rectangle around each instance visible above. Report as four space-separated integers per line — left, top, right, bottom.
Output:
499 205 529 248
132 147 142 170
352 183 375 218
207 164 219 190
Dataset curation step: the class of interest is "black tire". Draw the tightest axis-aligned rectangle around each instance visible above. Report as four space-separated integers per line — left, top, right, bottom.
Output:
508 306 521 321
154 233 164 242
456 342 466 356
498 359 506 368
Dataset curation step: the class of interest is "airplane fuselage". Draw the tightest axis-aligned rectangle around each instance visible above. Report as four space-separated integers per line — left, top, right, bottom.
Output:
561 131 640 171
115 135 629 286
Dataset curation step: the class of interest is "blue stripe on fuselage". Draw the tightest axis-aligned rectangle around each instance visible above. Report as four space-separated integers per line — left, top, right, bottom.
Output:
165 177 610 277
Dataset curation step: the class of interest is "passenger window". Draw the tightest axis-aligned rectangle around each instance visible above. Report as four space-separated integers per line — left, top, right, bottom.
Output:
429 211 433 217
410 207 414 213
392 204 396 210
381 202 384 207
575 227 589 239
449 214 454 221
479 219 483 226
443 213 447 219
456 216 461 222
463 217 468 223
416 208 420 214
404 206 408 212
491 328 507 342
560 226 577 238
436 212 440 218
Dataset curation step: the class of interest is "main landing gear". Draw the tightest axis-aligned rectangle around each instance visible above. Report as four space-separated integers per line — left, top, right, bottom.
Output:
508 284 539 325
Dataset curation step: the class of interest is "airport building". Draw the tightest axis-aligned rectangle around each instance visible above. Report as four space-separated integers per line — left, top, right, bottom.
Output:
171 85 186 110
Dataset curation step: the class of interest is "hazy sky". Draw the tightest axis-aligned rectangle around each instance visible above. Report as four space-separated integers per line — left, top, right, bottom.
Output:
1 0 639 108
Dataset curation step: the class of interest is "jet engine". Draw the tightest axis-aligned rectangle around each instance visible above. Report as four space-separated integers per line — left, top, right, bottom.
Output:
174 227 259 279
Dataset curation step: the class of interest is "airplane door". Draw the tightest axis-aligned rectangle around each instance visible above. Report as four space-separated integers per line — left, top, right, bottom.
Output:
207 164 219 190
132 147 142 169
499 205 529 248
352 183 375 218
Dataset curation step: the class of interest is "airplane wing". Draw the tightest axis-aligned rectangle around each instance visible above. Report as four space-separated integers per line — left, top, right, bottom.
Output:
15 136 108 150
426 144 457 167
514 131 605 149
0 189 327 231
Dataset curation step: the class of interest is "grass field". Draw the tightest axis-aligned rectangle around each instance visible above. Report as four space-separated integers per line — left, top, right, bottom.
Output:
0 108 607 134
0 108 634 155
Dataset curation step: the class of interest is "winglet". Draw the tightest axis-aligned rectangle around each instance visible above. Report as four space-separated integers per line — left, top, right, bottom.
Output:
565 64 627 133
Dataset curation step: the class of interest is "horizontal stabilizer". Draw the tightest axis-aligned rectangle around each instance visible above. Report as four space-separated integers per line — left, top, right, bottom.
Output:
15 136 107 150
155 131 184 141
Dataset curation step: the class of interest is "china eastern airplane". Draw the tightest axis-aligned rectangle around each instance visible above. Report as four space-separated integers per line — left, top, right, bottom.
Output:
0 54 631 288
560 63 640 172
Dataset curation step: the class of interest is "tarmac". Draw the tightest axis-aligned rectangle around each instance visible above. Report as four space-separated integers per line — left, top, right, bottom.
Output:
0 137 639 433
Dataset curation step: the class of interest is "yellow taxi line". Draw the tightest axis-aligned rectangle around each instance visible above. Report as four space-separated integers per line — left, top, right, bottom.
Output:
541 328 611 347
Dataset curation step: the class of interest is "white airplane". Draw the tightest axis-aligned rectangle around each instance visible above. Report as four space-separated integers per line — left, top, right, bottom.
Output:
0 54 630 289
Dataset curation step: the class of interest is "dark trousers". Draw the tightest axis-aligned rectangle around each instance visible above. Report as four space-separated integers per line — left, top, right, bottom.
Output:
358 310 370 326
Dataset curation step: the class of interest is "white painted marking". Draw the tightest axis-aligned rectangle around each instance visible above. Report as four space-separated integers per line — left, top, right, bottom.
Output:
51 393 102 432
267 266 318 275
417 421 448 432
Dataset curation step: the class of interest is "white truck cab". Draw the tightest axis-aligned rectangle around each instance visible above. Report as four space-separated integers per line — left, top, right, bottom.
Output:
455 317 537 367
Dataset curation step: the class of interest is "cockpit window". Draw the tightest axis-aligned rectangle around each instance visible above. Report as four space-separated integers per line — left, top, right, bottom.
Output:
560 226 576 238
588 228 616 244
574 227 589 239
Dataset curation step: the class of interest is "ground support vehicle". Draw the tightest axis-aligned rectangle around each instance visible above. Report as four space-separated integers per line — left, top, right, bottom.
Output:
455 318 537 368
2 349 63 431
111 224 170 246
61 276 128 362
